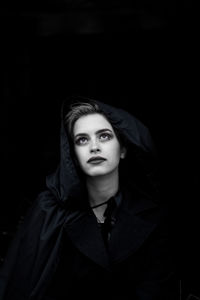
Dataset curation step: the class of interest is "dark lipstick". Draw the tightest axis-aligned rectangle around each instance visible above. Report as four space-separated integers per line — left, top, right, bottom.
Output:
87 156 106 163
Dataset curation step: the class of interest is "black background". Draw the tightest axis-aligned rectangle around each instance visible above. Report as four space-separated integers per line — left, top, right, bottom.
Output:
1 1 199 298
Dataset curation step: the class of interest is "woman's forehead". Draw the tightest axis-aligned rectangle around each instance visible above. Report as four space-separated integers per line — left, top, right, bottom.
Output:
73 113 113 135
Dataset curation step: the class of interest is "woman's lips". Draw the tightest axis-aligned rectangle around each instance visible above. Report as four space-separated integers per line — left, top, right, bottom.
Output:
87 157 106 164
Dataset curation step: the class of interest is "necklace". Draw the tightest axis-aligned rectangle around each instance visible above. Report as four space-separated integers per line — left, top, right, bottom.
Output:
90 201 109 223
90 199 110 209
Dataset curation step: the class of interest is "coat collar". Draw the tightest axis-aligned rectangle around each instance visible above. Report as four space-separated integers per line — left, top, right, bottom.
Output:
64 186 158 269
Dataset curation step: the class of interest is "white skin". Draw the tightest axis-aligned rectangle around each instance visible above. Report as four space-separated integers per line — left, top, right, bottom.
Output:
73 113 126 222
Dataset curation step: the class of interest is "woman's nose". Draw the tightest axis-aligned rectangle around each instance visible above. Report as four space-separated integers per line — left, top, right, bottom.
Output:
90 139 101 153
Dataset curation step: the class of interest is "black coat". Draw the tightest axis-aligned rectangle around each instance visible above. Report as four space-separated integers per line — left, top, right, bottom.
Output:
0 98 178 300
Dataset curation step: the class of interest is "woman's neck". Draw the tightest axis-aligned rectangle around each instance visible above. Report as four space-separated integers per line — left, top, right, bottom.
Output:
86 171 119 207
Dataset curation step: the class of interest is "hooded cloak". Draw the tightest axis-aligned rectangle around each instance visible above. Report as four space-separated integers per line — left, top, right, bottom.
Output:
0 98 167 300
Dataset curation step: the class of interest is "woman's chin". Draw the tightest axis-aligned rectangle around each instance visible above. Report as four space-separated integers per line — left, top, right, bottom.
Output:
86 171 108 178
85 167 119 179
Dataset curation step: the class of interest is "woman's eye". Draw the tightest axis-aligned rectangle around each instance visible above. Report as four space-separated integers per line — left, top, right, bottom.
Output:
75 137 88 145
99 133 112 141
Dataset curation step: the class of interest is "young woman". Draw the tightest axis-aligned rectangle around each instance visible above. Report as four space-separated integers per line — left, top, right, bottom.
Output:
0 97 178 299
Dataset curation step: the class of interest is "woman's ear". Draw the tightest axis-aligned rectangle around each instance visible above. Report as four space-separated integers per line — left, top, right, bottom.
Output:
120 147 127 159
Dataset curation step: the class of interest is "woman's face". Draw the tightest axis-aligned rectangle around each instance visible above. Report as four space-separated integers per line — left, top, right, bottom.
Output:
73 113 125 178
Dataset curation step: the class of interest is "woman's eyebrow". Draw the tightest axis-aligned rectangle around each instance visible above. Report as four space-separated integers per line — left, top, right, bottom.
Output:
74 128 112 139
95 128 113 134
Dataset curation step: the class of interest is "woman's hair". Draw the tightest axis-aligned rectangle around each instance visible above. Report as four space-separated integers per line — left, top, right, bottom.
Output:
64 100 103 139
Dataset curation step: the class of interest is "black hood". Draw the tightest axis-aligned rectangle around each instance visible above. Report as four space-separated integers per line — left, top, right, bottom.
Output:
0 98 162 300
46 97 159 204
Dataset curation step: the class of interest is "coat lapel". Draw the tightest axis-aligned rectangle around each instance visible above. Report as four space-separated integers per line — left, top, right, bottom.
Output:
108 189 158 263
109 207 157 263
64 212 110 269
64 189 159 269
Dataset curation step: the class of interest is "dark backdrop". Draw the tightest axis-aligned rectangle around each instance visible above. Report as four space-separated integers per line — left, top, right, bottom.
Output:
1 1 199 298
